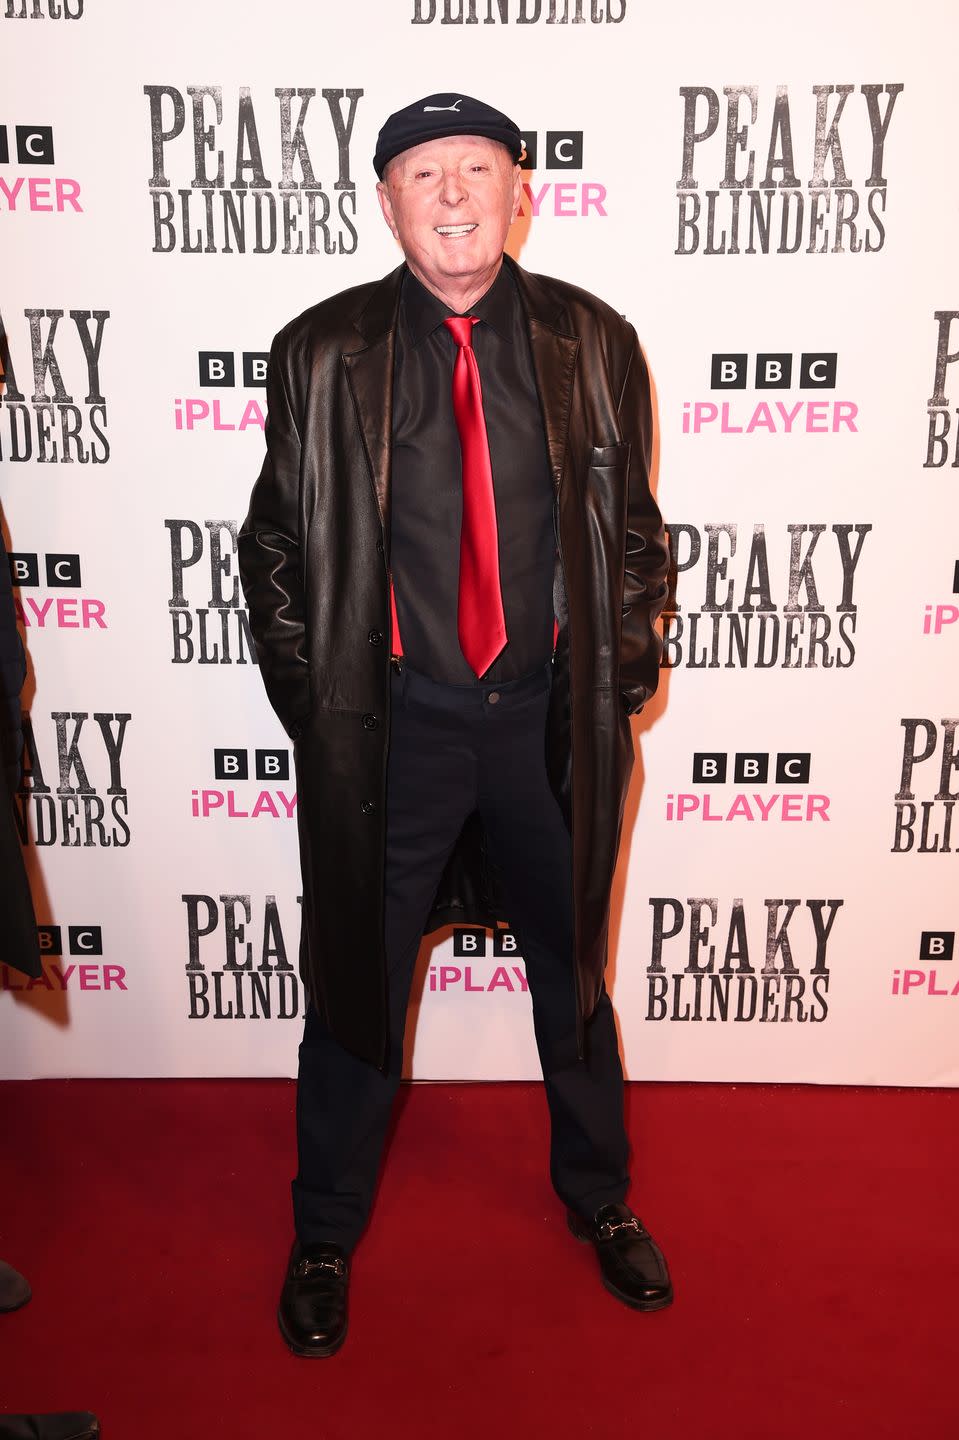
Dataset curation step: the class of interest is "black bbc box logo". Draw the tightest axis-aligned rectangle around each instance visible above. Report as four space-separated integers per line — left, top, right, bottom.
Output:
710 354 837 390
519 131 583 170
692 752 811 785
452 927 522 958
213 748 290 781
9 553 81 587
0 125 55 165
919 931 954 962
37 925 103 956
198 351 269 388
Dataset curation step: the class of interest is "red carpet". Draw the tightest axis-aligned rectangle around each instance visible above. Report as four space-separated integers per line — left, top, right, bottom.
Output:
1 1080 956 1439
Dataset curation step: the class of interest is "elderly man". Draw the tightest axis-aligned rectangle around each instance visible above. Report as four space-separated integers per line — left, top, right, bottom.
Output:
239 92 672 1358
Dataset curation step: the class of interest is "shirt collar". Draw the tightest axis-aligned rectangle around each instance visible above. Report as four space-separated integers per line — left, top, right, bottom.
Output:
401 262 515 346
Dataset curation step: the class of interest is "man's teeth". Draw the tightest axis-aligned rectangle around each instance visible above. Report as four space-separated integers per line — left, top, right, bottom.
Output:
435 224 477 236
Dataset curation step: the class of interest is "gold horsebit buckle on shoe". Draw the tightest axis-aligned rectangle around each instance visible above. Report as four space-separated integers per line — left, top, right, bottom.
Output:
295 1256 347 1280
596 1216 645 1242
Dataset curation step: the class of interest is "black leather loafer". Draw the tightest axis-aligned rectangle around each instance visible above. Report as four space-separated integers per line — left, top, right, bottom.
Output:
568 1202 674 1311
277 1241 349 1357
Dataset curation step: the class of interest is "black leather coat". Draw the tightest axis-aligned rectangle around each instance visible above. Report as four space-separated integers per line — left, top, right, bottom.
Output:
238 256 669 1070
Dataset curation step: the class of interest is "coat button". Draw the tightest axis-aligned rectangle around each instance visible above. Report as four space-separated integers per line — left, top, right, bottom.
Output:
376 539 384 554
362 713 378 730
361 799 376 815
368 629 383 645
288 723 303 740
487 691 500 705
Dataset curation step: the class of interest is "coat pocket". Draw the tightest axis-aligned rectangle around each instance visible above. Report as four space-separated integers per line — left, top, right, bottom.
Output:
589 440 630 468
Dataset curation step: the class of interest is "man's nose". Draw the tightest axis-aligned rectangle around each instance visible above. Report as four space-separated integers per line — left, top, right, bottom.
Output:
439 172 468 206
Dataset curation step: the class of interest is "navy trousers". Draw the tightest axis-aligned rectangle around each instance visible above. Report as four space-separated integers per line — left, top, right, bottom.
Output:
293 659 630 1252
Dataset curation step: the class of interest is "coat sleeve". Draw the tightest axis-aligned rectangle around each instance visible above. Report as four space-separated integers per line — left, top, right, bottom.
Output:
237 329 311 738
0 525 26 788
616 328 670 716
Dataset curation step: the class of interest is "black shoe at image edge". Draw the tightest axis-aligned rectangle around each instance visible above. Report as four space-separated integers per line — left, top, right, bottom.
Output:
0 1415 99 1440
0 1262 32 1314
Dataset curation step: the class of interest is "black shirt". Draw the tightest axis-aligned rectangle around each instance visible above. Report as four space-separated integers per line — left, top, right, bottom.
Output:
389 263 556 685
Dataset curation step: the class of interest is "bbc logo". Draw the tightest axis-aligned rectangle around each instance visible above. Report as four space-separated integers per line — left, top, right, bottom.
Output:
453 927 521 958
37 925 103 956
198 351 269 388
213 748 290 781
9 552 81 587
519 131 583 170
0 124 54 165
710 354 838 390
919 931 954 962
692 752 812 785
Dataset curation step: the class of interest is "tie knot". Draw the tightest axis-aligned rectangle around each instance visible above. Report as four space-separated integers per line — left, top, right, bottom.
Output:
444 315 478 348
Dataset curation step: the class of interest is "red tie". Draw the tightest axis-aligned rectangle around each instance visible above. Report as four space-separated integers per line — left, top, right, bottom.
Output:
442 315 507 677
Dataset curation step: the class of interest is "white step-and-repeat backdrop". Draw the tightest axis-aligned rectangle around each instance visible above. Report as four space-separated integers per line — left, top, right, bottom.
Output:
2 0 957 1084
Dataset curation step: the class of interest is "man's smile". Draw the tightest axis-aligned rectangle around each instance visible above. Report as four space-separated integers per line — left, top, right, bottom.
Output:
434 223 478 237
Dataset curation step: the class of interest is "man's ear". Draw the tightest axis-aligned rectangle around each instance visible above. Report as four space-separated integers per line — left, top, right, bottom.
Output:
376 180 398 239
510 163 522 222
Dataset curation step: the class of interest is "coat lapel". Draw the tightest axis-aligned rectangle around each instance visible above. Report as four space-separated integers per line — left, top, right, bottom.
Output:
341 264 405 530
508 256 580 489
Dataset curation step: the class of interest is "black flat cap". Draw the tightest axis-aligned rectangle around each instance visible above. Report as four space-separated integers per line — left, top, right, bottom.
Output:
374 93 523 179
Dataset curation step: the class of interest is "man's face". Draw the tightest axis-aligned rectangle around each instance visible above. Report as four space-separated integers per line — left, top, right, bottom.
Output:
377 134 522 298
